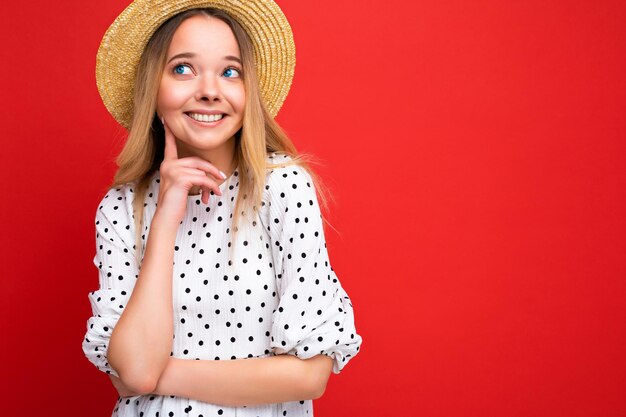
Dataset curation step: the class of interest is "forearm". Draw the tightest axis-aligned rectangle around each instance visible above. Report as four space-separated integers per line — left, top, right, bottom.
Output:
153 355 317 406
108 213 178 392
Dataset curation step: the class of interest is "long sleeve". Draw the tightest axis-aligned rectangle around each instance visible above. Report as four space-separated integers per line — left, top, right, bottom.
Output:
259 157 363 374
81 186 140 378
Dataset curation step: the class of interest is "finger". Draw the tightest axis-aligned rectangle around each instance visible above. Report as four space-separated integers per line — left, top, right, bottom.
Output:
201 176 223 197
179 170 212 205
202 185 210 205
162 118 178 161
176 156 227 183
179 169 223 197
179 167 222 195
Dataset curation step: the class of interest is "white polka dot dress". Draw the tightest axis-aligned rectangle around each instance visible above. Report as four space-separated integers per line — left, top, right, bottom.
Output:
82 152 363 417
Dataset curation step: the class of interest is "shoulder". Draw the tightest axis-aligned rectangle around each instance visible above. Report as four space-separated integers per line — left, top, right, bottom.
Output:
261 153 322 227
264 152 316 197
95 182 137 233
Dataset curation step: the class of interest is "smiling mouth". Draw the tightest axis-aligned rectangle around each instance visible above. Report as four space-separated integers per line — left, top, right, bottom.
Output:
185 112 227 123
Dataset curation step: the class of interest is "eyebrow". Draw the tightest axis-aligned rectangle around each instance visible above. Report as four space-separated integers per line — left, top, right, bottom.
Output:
166 52 242 65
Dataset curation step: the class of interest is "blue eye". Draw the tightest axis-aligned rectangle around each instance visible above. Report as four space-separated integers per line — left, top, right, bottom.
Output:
174 64 192 75
224 67 241 78
171 63 240 78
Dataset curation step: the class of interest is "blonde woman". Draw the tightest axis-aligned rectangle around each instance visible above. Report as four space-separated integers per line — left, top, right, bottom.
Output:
82 1 362 416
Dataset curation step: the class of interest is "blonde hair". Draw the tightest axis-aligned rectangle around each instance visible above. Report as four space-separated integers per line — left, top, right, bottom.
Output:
106 8 335 266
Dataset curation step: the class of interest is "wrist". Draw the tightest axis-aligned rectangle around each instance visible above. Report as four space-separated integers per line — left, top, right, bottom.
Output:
152 211 181 230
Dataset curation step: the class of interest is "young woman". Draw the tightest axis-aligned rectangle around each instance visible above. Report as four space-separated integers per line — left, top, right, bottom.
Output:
82 1 362 416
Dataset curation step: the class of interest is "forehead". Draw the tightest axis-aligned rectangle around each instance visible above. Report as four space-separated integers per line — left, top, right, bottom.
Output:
168 14 240 57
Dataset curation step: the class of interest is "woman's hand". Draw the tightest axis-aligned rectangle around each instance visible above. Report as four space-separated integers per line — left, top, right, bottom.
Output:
108 375 142 398
156 117 226 224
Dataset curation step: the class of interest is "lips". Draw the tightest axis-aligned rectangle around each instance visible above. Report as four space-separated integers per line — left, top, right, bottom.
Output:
184 112 228 126
185 111 228 119
184 110 228 115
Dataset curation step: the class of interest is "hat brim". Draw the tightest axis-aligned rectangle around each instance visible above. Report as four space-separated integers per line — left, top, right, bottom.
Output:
96 0 296 128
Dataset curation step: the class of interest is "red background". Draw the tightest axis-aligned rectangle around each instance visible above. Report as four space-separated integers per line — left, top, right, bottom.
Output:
1 0 625 415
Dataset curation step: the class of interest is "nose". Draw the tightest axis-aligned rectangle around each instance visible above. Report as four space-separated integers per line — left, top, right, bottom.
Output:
195 74 222 102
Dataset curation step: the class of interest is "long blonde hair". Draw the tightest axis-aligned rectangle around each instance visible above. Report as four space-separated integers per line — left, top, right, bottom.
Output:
106 8 335 266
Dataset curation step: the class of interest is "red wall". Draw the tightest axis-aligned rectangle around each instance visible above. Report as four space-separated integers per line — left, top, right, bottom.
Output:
1 0 624 415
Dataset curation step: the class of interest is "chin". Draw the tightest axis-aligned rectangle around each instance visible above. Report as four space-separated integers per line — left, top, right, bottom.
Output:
185 133 236 148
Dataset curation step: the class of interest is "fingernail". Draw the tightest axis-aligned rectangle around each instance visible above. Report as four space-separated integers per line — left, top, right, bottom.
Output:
219 170 227 179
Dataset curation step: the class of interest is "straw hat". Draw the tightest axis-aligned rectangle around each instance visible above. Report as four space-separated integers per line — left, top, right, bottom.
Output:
96 0 296 129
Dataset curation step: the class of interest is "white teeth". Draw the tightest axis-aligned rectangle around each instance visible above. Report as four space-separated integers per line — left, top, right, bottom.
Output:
188 113 224 122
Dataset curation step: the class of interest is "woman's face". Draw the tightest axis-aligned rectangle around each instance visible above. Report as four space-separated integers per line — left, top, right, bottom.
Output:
157 15 245 158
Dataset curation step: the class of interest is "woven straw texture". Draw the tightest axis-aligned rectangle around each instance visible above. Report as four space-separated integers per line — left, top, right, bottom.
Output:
96 0 295 128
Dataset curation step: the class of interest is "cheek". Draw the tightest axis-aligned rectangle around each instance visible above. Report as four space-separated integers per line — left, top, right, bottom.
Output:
231 86 246 113
157 79 191 112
